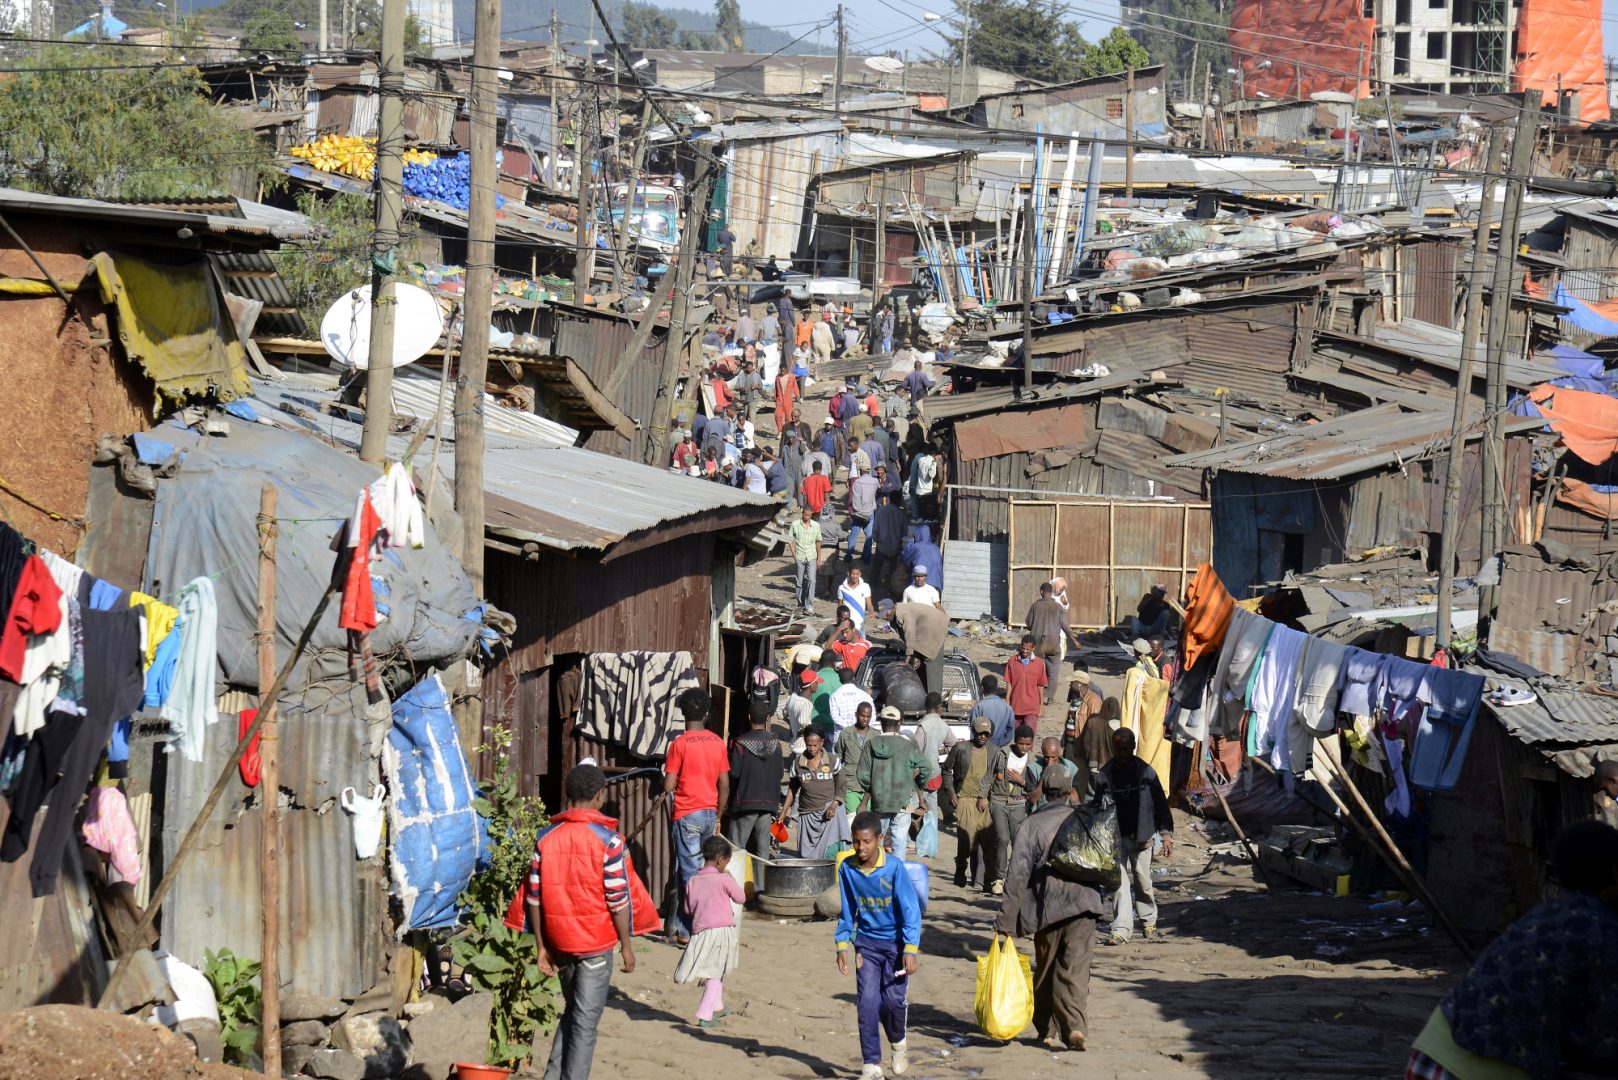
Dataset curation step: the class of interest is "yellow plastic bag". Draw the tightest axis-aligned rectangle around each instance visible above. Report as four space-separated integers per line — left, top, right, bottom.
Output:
974 934 1034 1040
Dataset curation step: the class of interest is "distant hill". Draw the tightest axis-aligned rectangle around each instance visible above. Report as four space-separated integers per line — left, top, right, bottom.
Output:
453 0 812 53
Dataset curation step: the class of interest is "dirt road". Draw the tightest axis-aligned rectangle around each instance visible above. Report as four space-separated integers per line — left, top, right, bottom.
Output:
569 819 1458 1080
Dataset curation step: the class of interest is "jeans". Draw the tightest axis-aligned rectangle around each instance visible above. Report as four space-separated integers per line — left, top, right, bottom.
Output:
672 809 717 938
542 950 613 1080
845 516 872 562
1130 611 1171 640
877 811 908 856
988 799 1027 885
728 809 775 861
1109 838 1157 939
853 936 909 1065
793 559 816 610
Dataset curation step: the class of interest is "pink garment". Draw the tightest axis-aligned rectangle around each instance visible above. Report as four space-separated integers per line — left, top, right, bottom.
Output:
82 786 142 884
684 864 745 935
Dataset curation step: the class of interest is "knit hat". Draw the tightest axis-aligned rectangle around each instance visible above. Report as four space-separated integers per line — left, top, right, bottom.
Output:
1042 768 1075 796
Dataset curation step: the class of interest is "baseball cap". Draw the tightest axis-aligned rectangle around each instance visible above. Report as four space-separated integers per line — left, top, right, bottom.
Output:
1131 638 1152 655
971 716 993 734
912 565 928 576
799 670 822 690
823 416 835 426
879 705 902 722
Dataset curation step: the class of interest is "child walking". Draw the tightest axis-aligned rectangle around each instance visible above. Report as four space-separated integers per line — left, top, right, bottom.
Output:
674 834 750 1027
836 811 923 1079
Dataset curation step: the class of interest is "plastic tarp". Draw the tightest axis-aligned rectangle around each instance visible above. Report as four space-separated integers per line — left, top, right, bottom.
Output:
1228 0 1372 100
88 252 251 406
1552 282 1618 336
1513 345 1618 415
1514 0 1609 125
1556 477 1618 521
141 416 482 693
1527 383 1618 465
384 674 487 930
954 403 1089 462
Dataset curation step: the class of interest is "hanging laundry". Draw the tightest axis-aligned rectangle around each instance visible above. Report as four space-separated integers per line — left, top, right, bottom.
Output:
11 580 72 740
82 785 142 884
1180 563 1235 670
1122 663 1173 796
237 709 262 788
370 463 425 550
339 491 382 634
1247 622 1306 773
1407 665 1486 791
1384 737 1412 818
575 652 702 759
1201 606 1274 738
1288 636 1349 776
88 579 124 611
158 577 220 763
142 612 184 711
37 550 83 600
0 555 63 684
0 522 27 622
1337 646 1386 719
128 590 180 669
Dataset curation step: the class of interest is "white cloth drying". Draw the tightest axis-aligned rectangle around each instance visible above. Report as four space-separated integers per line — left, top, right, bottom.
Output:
368 463 425 550
159 577 220 762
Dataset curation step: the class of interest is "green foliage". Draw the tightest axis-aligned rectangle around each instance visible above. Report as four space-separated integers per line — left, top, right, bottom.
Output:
202 948 263 1066
1130 0 1230 98
241 10 302 57
714 0 743 52
451 726 558 1068
0 47 270 200
623 0 679 47
949 0 1092 84
276 191 376 330
678 27 718 50
1076 26 1150 80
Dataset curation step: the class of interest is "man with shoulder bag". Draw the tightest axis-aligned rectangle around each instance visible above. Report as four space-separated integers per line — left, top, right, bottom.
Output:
992 768 1111 1052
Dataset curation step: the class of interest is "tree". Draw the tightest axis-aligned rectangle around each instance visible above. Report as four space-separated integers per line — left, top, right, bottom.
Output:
622 0 679 47
678 27 718 49
1076 26 1150 79
0 47 270 200
1129 0 1230 98
948 0 1091 84
715 0 743 52
241 10 302 58
277 191 380 329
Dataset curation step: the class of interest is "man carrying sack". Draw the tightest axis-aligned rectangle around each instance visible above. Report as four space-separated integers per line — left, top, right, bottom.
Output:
991 767 1109 1052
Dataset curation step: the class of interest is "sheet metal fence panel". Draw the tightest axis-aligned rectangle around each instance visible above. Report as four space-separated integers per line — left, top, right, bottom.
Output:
943 540 1008 620
1008 497 1212 628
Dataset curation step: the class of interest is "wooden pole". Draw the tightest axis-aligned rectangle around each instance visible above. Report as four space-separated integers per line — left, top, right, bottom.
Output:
1124 64 1136 199
359 0 406 464
644 153 715 466
1435 125 1503 648
1201 758 1279 895
1019 187 1033 396
99 586 339 1010
874 179 888 307
574 91 597 291
1315 751 1473 958
256 485 281 1078
614 99 654 286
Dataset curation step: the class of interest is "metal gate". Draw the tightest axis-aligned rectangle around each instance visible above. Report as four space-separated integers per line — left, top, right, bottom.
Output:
1008 498 1212 629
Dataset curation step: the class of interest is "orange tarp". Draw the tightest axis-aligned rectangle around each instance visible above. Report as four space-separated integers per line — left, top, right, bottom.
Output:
1228 0 1372 100
1556 477 1618 521
1529 383 1618 465
1514 0 1609 125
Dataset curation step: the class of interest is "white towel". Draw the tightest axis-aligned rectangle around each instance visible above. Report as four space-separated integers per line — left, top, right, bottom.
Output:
160 577 220 762
370 462 425 550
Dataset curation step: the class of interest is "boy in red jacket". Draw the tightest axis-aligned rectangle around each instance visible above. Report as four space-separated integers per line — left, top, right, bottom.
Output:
524 764 649 1080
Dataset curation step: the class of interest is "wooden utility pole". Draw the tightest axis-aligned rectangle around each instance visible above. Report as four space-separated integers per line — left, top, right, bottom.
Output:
1479 96 1538 620
1435 126 1503 648
874 179 888 303
1203 62 1213 150
256 484 281 1079
318 0 329 50
645 155 715 465
1124 64 1136 199
547 10 561 189
1020 186 1034 395
455 0 500 591
833 5 845 112
615 99 653 283
575 91 597 290
1187 43 1199 111
359 0 407 464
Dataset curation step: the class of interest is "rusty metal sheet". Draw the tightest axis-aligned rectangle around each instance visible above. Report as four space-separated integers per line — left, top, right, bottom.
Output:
1057 567 1111 628
1114 503 1187 570
553 305 668 463
1400 238 1459 327
953 402 1088 462
1010 503 1056 569
1054 503 1109 567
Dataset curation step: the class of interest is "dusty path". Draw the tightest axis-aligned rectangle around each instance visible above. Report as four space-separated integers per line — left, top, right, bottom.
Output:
569 821 1458 1080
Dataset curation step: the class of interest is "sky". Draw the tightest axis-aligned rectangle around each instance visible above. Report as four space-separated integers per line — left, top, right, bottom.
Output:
714 0 1618 63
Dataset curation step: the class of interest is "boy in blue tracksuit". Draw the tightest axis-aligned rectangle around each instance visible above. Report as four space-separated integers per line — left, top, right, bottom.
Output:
836 810 923 1079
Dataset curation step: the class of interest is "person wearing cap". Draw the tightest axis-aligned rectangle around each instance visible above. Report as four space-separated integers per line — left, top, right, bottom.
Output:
855 704 939 854
731 351 764 425
847 398 875 448
1131 583 1172 640
818 416 846 474
735 307 755 345
1130 637 1161 681
993 761 1108 1053
944 716 996 888
672 430 700 472
1596 760 1618 828
782 669 819 742
1063 667 1108 792
1027 581 1078 706
902 565 941 608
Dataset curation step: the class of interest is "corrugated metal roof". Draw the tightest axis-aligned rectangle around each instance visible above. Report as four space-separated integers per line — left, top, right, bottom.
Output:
923 369 1154 422
250 371 775 553
1483 682 1618 748
1165 404 1544 480
0 186 314 243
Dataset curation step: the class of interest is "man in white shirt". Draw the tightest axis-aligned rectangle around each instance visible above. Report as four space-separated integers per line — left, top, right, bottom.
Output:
902 565 942 608
827 671 875 734
781 670 816 746
838 566 873 627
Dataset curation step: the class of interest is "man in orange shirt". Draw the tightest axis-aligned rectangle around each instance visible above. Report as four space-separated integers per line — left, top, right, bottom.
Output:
662 688 730 945
801 459 833 515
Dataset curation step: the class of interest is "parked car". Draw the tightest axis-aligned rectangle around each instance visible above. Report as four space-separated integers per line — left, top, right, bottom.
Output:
852 646 980 759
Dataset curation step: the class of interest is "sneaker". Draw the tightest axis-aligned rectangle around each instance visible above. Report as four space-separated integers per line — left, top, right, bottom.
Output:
891 1038 909 1076
990 879 1004 896
1144 924 1163 942
859 1065 885 1080
1101 932 1129 946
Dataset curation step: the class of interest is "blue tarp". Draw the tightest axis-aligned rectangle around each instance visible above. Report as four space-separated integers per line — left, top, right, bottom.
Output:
1510 343 1618 416
385 674 487 931
1553 281 1618 336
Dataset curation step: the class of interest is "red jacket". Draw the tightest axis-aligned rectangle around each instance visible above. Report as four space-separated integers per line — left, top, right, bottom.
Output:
503 809 661 955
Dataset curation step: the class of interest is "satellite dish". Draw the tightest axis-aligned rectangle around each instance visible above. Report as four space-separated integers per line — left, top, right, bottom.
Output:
320 282 446 369
864 55 905 75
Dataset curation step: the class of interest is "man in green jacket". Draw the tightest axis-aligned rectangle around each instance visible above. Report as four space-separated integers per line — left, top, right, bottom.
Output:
856 705 940 855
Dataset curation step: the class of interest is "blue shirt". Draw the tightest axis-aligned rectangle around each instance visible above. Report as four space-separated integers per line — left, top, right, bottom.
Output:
970 695 1017 747
834 849 922 953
